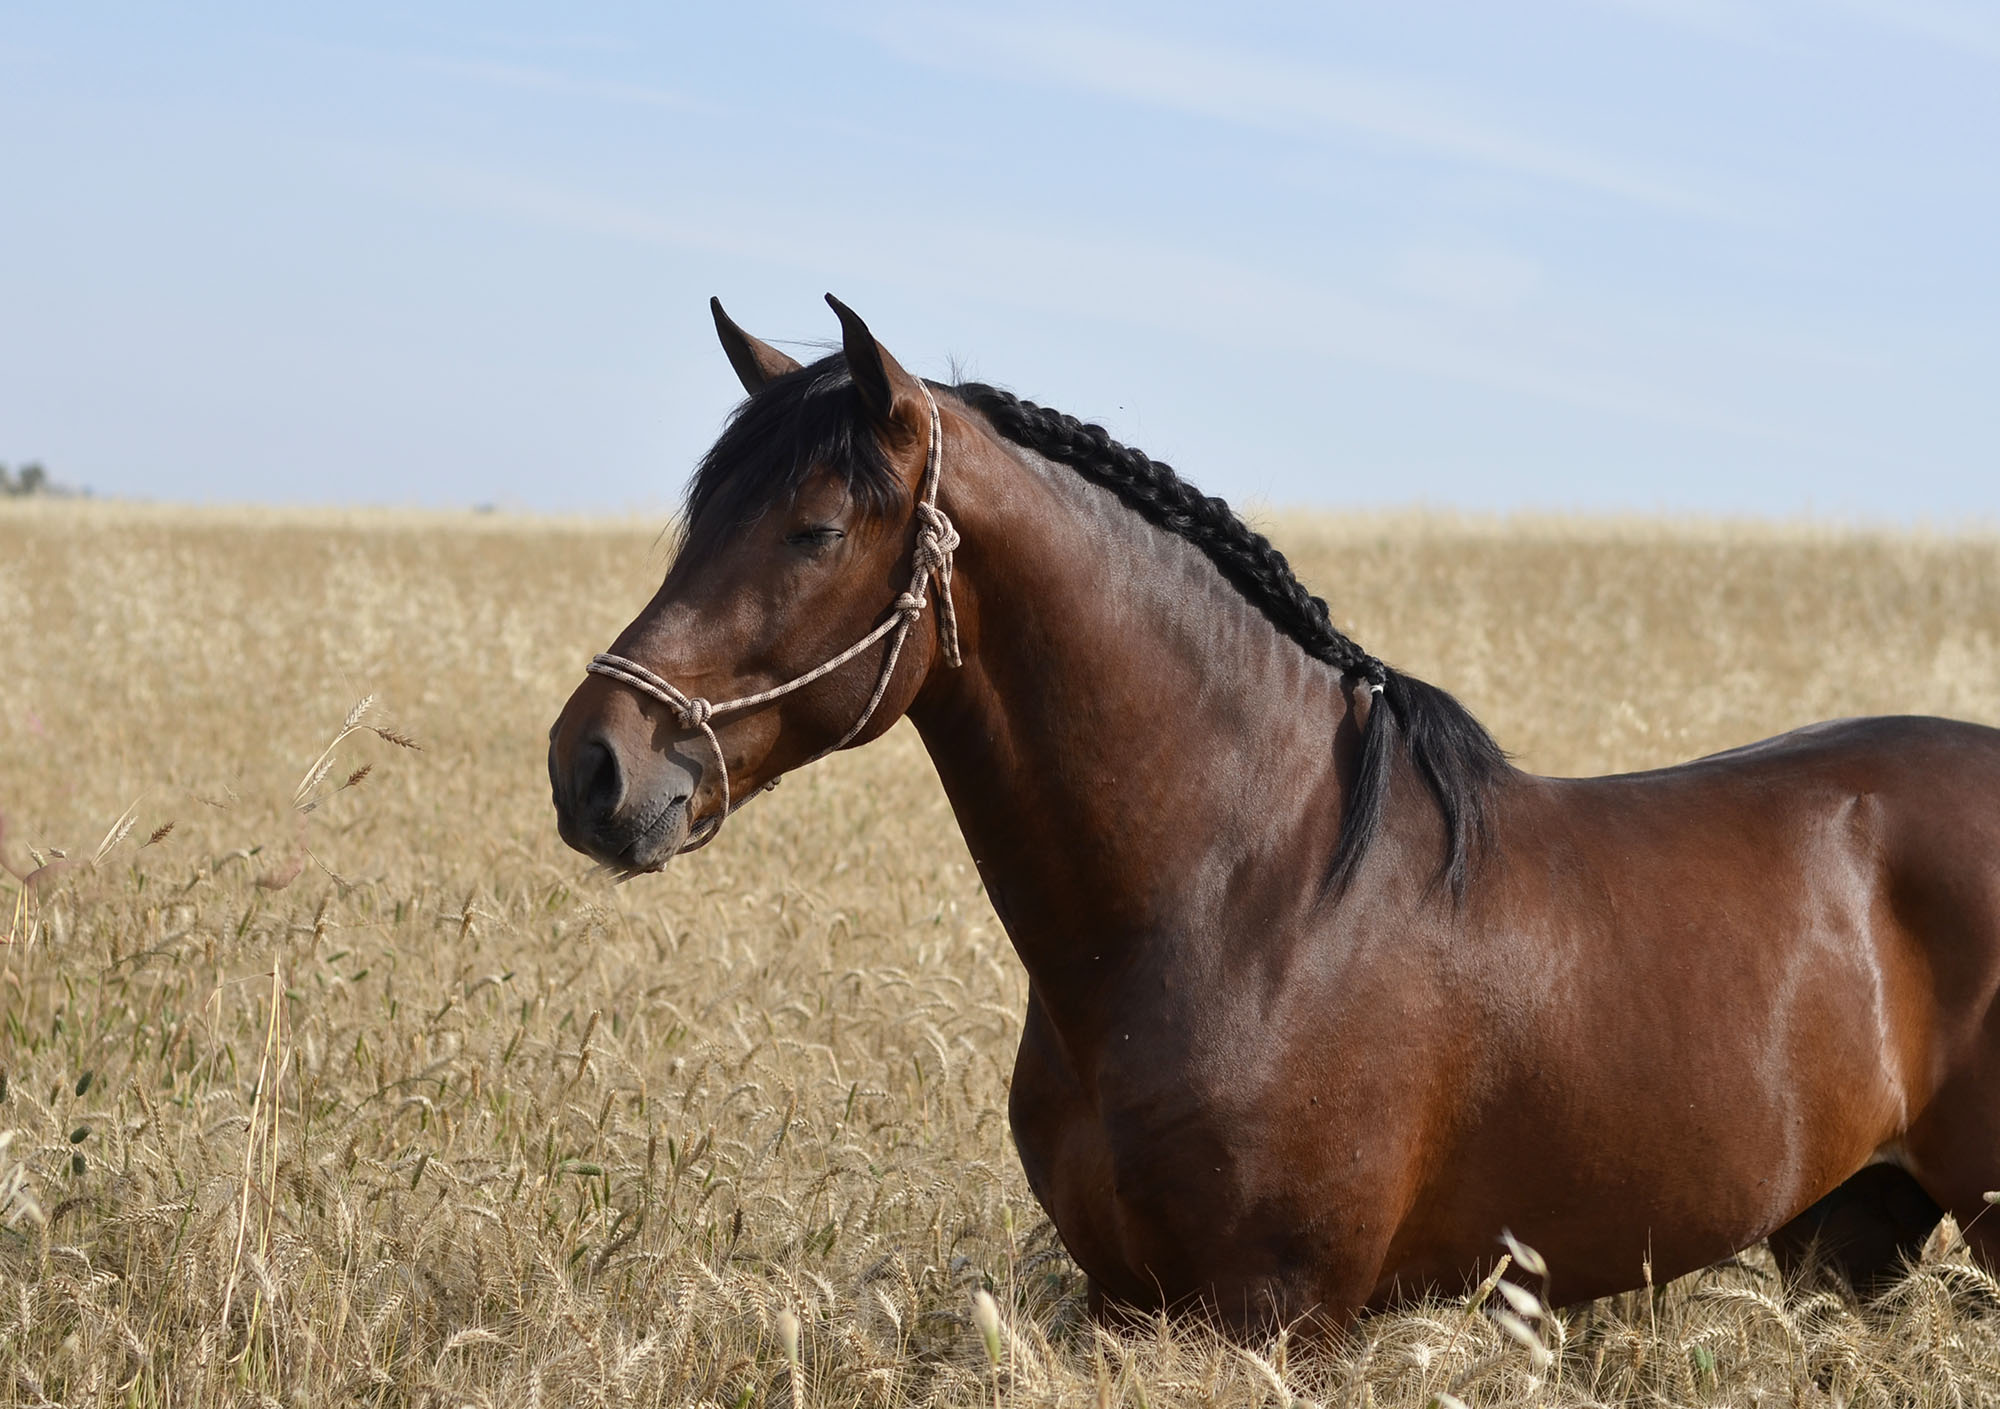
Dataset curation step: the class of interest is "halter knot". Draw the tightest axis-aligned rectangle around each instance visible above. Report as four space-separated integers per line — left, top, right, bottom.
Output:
680 697 713 729
893 590 926 615
912 501 963 669
913 502 960 566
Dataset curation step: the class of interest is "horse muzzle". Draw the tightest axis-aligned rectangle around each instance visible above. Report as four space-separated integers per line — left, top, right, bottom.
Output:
550 731 698 874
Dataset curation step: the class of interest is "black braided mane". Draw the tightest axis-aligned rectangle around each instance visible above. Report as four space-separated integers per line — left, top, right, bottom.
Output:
953 382 1510 899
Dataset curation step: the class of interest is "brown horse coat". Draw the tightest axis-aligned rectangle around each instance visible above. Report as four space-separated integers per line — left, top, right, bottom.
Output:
551 298 2000 1331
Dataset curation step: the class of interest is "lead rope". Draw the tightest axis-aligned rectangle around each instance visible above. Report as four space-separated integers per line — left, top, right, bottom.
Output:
585 384 961 853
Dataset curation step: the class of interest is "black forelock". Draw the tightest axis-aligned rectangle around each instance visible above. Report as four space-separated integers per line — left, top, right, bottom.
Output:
681 353 907 540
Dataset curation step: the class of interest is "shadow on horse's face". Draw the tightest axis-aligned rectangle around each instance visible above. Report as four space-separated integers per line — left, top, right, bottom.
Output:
549 298 943 875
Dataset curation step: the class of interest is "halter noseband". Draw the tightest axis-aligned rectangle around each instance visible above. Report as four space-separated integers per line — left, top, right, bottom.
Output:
584 383 962 854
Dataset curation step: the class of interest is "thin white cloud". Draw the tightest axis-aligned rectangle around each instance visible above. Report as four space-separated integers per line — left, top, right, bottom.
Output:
289 37 708 114
354 149 1846 454
1572 0 1775 45
1394 246 1545 311
464 28 633 57
1827 0 2000 60
863 9 1734 218
394 53 707 112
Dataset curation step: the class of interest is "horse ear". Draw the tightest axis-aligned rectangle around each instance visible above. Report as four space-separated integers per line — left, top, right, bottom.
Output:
711 297 802 394
825 293 919 427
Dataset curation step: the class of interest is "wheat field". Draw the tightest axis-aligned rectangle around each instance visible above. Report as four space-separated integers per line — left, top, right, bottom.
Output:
4 499 2000 1407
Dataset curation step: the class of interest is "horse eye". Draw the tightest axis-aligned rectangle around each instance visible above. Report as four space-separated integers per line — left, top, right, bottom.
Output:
786 525 845 550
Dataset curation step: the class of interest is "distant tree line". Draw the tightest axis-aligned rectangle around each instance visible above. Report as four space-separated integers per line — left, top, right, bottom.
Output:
0 462 82 497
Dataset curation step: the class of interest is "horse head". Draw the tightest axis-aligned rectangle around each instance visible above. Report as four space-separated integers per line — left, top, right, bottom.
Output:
548 296 960 873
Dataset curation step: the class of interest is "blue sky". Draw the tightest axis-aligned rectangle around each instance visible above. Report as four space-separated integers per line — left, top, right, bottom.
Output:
2 2 1995 517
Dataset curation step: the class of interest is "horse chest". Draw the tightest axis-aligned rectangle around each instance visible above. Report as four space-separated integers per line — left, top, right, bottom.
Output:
1007 989 1400 1312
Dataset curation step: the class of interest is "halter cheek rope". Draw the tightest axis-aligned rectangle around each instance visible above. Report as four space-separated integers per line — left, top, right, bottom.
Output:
585 383 962 854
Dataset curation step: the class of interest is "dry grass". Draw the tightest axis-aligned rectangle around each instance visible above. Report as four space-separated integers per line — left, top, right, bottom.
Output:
2 498 1999 1406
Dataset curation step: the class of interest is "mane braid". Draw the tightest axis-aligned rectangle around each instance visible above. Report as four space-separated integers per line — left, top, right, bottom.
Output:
952 381 1510 899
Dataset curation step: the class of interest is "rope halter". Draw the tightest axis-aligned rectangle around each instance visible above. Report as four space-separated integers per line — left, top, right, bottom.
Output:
585 382 962 854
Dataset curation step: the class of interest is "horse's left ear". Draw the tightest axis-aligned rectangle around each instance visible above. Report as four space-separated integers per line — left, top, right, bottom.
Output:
826 293 921 429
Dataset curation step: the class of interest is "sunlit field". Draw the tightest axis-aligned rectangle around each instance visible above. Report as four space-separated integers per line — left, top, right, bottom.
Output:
4 499 2000 1407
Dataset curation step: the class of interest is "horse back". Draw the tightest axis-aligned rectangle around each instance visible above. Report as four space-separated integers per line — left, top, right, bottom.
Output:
1504 712 2000 1040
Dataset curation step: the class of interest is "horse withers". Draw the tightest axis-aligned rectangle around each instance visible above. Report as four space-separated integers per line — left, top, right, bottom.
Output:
550 296 2000 1332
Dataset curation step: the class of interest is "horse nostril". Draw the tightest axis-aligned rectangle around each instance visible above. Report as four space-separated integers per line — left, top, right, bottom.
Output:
574 736 625 823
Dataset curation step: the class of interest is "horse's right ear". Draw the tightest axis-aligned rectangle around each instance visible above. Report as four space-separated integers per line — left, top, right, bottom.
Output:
711 297 802 395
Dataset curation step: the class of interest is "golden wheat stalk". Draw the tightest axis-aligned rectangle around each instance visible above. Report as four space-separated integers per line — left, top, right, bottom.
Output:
218 961 284 1344
90 796 144 866
291 696 375 808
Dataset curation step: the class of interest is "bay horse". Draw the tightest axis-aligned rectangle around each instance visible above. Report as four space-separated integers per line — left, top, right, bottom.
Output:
550 295 2000 1332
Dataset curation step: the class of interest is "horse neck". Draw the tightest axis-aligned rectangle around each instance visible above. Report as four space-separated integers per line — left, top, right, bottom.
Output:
906 424 1359 1033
